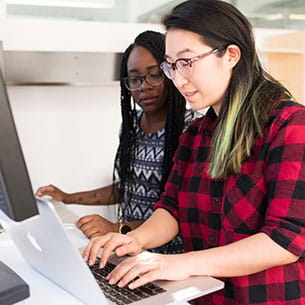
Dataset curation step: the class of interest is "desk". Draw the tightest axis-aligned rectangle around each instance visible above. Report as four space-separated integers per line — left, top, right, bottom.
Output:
0 202 114 305
0 202 191 305
0 235 84 305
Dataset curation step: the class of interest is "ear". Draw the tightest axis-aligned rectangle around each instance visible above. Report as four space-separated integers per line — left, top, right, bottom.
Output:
224 44 241 68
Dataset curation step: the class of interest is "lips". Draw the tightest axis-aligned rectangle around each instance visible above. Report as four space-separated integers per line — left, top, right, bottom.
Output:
182 91 197 100
140 96 158 104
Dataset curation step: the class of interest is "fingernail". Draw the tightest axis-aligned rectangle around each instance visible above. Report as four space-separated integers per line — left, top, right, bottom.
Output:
108 278 114 285
118 281 124 287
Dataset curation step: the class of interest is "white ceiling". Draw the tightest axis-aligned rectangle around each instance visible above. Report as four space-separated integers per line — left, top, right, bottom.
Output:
5 0 305 30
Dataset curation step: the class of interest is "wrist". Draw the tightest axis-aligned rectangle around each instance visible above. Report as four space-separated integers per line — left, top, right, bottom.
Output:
64 193 74 204
184 251 211 277
118 222 132 234
127 230 145 249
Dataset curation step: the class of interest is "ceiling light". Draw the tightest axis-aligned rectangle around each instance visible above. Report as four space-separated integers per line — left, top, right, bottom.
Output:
6 0 115 9
289 14 305 21
265 13 283 21
246 13 283 21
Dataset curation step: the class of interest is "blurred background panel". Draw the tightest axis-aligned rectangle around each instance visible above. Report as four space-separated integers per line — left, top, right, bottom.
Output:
5 0 305 29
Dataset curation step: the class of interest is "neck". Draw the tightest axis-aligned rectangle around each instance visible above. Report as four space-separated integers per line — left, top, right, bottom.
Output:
140 109 167 134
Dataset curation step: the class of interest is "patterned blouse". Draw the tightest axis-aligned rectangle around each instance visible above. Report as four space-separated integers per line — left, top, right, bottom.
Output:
117 109 197 254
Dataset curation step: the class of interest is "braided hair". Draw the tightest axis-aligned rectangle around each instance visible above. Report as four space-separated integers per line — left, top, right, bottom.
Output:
114 30 186 204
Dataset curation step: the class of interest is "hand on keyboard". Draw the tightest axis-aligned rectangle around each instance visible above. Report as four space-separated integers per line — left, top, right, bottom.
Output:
89 258 166 305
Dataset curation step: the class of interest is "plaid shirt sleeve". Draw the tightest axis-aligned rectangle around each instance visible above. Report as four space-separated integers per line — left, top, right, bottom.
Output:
261 103 305 257
153 122 198 219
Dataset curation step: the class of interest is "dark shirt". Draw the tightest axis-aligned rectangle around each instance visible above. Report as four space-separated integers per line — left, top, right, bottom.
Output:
154 100 305 305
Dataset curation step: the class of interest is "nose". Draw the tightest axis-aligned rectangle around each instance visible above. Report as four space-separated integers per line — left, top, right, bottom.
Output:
172 70 189 90
139 78 152 91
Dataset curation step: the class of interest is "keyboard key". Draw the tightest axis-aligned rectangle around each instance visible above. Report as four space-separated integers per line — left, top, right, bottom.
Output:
88 258 166 305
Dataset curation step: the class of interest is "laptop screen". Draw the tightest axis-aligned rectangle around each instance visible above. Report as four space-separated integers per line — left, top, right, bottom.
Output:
0 71 38 221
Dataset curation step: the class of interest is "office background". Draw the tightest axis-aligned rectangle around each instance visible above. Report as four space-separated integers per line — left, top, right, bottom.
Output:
0 0 305 194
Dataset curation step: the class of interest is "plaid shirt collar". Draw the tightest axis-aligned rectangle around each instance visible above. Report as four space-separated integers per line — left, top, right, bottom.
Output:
194 106 218 139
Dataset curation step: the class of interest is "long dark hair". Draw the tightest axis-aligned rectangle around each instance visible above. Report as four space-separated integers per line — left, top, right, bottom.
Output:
114 30 186 202
163 0 292 178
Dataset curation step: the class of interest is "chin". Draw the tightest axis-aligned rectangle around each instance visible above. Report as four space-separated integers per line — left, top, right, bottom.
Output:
186 101 205 111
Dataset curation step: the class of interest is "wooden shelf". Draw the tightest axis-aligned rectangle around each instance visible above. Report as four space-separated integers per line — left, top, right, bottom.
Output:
258 48 304 54
260 31 305 104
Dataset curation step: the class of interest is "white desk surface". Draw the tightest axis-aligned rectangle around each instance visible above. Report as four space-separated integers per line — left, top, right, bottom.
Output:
0 201 117 305
0 202 190 305
0 237 85 305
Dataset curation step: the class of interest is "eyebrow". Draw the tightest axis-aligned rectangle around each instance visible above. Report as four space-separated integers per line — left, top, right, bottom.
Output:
164 48 195 61
128 64 159 74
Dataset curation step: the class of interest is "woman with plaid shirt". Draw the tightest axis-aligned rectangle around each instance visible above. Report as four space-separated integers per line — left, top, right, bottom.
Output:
84 1 305 304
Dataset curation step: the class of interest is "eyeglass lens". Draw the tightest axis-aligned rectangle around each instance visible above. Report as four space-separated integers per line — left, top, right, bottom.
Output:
125 69 164 91
161 49 219 80
161 60 191 80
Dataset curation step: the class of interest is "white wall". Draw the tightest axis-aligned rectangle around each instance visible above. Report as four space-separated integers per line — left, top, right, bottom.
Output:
2 19 163 52
0 16 164 194
0 11 293 195
7 84 121 193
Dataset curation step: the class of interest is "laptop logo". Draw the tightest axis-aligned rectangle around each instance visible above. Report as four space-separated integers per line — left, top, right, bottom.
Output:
27 232 42 252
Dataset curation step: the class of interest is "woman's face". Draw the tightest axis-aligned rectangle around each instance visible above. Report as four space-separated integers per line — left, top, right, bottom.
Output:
126 46 168 115
165 29 236 114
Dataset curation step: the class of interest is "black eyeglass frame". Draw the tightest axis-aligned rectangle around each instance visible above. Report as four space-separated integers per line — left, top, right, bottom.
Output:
123 68 165 91
160 48 220 80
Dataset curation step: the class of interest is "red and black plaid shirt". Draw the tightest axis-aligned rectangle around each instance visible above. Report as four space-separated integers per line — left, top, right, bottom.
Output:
154 100 305 305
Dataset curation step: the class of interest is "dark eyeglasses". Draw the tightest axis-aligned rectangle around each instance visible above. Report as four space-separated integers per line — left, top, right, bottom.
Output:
123 68 164 91
160 48 219 80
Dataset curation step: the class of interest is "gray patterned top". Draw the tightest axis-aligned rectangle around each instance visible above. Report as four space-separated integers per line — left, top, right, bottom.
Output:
117 109 198 254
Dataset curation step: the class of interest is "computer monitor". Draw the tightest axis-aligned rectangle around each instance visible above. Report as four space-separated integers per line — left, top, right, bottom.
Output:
0 71 38 221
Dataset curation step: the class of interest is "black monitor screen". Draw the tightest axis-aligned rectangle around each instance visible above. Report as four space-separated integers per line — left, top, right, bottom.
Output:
0 71 38 221
0 184 9 216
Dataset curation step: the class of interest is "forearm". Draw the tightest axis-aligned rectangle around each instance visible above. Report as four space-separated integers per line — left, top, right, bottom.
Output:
67 184 121 205
118 221 144 232
184 232 299 278
128 208 179 249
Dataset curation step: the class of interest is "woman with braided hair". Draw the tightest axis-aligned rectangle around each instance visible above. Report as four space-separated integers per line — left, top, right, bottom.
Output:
36 30 196 254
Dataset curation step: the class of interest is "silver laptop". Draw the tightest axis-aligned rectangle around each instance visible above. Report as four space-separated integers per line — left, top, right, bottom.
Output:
0 199 224 305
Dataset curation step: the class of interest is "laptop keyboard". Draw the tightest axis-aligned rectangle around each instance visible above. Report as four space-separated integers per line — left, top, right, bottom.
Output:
89 258 166 305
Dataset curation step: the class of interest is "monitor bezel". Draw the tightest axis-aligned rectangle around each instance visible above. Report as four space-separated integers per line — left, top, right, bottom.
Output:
0 71 38 221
